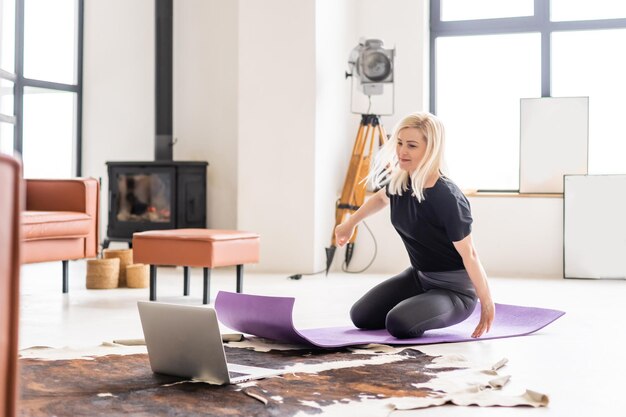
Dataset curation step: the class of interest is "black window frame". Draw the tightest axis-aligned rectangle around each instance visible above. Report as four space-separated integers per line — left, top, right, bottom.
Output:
431 0 626 112
430 0 626 191
0 0 84 175
0 68 16 124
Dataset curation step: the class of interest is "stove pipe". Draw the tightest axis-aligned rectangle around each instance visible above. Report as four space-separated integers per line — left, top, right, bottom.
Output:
155 0 173 161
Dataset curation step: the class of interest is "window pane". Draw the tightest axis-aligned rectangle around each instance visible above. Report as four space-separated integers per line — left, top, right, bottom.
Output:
0 78 14 115
0 0 16 72
551 0 626 22
22 87 76 178
441 0 533 21
552 29 626 175
0 121 14 155
23 0 77 84
436 33 541 190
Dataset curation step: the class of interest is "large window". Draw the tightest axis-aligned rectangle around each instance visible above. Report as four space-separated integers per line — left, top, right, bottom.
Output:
0 0 17 154
431 0 626 191
0 0 83 178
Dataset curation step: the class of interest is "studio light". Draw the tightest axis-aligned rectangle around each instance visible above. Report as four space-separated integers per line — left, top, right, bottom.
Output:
347 38 395 96
325 39 394 274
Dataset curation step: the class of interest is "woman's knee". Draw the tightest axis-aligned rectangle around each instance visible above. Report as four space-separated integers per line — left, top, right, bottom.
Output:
350 301 383 329
385 310 424 339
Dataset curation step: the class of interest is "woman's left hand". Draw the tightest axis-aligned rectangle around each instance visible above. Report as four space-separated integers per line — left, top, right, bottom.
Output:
471 299 495 338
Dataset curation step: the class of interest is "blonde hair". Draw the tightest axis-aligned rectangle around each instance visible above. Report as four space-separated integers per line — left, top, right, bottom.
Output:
369 112 446 202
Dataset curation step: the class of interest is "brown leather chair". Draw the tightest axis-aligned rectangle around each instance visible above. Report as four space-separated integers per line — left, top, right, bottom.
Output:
0 153 22 417
22 178 100 292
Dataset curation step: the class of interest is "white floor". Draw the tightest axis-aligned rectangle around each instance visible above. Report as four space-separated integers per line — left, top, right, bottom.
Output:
19 260 626 416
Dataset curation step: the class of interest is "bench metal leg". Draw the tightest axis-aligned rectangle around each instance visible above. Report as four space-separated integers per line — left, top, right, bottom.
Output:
62 260 69 293
183 266 190 296
150 265 157 301
203 268 211 304
236 264 243 293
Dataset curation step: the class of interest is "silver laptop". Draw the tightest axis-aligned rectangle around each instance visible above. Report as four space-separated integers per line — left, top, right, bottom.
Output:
137 301 282 385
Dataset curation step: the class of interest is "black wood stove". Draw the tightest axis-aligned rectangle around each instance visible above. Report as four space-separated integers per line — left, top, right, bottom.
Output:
103 161 207 248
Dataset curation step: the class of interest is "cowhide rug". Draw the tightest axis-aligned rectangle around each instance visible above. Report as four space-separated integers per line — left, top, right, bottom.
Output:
18 339 548 416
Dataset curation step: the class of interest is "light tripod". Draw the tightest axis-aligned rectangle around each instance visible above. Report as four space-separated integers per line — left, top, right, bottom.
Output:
325 114 388 274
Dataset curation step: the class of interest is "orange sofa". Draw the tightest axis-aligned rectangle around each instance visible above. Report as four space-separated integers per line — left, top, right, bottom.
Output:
1 153 22 417
22 178 100 293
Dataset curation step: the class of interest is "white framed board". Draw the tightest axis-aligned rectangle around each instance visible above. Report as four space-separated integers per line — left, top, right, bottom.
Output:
564 175 626 279
520 97 589 193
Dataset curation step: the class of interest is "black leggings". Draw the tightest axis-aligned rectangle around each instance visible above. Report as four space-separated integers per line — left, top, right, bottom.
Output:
350 267 477 338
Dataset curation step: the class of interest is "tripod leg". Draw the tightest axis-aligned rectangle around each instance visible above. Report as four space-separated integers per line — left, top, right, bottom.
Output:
377 124 388 146
345 122 376 268
332 122 369 227
337 123 371 215
326 117 372 273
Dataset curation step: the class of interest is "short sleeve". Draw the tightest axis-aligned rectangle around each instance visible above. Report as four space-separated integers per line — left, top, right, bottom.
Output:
441 192 473 242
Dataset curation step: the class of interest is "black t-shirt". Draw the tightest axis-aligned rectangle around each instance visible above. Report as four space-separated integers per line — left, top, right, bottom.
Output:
387 176 472 272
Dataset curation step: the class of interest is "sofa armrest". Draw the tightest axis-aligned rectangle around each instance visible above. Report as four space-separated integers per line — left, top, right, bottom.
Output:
0 154 22 417
25 178 100 257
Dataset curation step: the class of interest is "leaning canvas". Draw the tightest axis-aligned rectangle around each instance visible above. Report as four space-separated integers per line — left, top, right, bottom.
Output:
520 97 589 193
564 175 626 279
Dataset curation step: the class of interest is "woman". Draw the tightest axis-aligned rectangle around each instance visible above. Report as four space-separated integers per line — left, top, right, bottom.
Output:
335 112 494 339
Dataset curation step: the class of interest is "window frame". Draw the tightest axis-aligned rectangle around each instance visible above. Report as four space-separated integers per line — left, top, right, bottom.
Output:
430 0 626 191
1 0 84 175
0 69 16 123
0 0 17 151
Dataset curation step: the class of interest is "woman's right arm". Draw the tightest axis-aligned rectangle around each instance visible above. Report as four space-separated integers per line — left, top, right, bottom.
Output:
335 188 390 247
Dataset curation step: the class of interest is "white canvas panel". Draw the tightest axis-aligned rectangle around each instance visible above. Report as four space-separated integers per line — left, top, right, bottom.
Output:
520 97 588 193
564 175 626 279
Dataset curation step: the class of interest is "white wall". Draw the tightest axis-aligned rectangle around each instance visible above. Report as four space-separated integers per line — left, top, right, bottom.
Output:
83 0 239 235
173 0 239 229
82 0 155 240
238 0 318 272
81 0 565 278
348 195 564 278
356 0 430 129
314 0 360 272
469 197 563 278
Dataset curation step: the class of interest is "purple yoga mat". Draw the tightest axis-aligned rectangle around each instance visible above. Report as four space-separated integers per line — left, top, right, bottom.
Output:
215 291 565 348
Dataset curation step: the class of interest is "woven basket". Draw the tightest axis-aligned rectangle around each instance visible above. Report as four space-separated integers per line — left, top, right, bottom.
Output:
126 263 149 288
103 248 133 287
86 258 120 289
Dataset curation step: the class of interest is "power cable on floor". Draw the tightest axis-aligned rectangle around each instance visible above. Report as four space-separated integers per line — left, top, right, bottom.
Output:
288 221 377 279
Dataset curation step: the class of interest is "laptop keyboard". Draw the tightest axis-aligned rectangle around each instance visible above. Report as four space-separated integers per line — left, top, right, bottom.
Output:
229 371 249 379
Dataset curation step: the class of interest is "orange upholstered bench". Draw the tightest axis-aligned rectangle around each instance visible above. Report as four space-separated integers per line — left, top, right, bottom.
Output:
132 229 260 304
